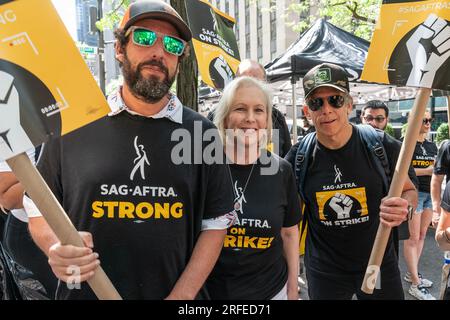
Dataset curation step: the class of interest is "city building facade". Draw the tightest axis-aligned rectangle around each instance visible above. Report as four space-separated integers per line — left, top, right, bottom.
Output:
210 0 301 66
75 0 98 47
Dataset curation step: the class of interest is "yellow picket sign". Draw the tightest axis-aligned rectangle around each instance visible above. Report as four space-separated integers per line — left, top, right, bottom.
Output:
0 0 121 299
360 0 448 294
0 0 109 160
362 0 450 91
185 0 240 90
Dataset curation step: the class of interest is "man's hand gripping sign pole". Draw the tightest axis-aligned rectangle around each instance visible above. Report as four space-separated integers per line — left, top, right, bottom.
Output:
0 0 121 299
360 0 450 293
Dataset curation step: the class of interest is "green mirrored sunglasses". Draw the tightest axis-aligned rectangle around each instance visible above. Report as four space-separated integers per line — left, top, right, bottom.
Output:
125 26 186 56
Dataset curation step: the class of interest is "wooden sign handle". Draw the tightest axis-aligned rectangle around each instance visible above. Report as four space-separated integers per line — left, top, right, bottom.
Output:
6 153 122 300
361 88 431 294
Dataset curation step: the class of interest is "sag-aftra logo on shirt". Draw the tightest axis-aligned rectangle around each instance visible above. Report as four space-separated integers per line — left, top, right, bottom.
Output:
89 136 184 221
316 164 370 227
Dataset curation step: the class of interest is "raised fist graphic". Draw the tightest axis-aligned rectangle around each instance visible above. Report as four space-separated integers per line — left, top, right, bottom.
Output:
210 55 234 89
0 70 34 157
406 14 450 87
329 192 353 220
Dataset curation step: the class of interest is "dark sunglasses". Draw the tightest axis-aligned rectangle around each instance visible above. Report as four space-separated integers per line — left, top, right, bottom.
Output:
422 118 433 124
306 95 346 111
125 26 186 56
363 115 386 123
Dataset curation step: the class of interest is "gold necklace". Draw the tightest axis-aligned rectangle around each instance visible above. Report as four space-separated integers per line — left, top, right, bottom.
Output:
227 162 256 212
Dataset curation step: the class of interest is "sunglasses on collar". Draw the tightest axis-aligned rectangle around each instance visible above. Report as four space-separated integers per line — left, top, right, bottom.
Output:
125 26 187 56
306 95 346 112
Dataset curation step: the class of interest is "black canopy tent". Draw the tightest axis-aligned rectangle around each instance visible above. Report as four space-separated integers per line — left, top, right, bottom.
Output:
265 19 370 138
264 19 432 138
266 18 369 83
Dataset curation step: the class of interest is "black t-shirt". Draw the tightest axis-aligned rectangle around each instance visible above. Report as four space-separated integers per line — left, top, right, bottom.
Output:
286 126 399 275
434 140 450 183
411 140 437 193
37 108 234 300
271 108 292 157
206 153 301 299
440 180 450 212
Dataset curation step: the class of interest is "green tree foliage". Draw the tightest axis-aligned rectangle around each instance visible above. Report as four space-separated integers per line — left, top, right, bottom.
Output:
401 123 408 138
384 123 394 137
267 0 381 41
436 122 449 146
96 0 131 31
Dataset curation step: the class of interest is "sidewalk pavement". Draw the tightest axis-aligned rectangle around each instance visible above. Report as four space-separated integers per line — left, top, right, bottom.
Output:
298 227 445 300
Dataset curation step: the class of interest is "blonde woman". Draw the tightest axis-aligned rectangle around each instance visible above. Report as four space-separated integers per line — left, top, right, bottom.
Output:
404 111 437 300
207 76 301 300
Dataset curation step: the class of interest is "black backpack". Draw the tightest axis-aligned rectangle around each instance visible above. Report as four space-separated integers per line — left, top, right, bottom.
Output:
294 124 391 236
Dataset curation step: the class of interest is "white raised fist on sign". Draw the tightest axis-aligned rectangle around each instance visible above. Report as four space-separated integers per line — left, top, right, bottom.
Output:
406 14 450 88
212 55 233 88
330 192 353 220
0 71 34 158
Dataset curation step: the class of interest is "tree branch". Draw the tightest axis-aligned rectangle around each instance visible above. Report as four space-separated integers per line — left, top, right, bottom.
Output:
332 2 346 6
109 0 127 15
344 2 376 24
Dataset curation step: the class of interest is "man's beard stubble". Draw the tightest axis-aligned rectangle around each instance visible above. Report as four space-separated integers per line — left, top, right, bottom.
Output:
122 52 177 104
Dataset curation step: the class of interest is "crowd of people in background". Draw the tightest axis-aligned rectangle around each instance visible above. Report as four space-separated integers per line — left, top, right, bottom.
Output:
0 0 449 301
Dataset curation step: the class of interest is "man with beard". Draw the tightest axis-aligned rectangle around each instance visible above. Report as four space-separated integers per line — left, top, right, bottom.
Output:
25 0 235 300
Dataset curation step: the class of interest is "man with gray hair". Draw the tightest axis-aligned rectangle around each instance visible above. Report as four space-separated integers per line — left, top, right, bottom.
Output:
286 62 417 299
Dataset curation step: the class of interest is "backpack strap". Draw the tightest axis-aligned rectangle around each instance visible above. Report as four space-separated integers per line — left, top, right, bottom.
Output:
294 132 317 200
294 132 317 240
356 124 391 192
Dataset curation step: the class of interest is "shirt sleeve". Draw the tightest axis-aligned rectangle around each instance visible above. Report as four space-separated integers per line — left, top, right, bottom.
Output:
441 180 450 212
273 109 292 157
434 141 449 175
22 142 62 218
0 161 10 172
283 161 302 227
431 142 438 156
383 134 401 175
383 134 419 188
23 194 42 218
0 148 36 172
36 138 63 204
284 142 299 170
201 211 237 231
201 159 235 230
202 153 234 220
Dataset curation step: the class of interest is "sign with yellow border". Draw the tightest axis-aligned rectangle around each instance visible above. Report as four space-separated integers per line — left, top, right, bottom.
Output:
361 0 450 91
0 0 110 160
185 0 240 90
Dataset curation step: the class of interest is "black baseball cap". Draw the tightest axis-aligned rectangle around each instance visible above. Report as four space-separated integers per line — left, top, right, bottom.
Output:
119 0 192 42
303 63 350 99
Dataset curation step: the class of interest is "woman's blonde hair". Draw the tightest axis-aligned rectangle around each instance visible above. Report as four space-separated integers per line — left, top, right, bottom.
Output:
213 76 273 148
